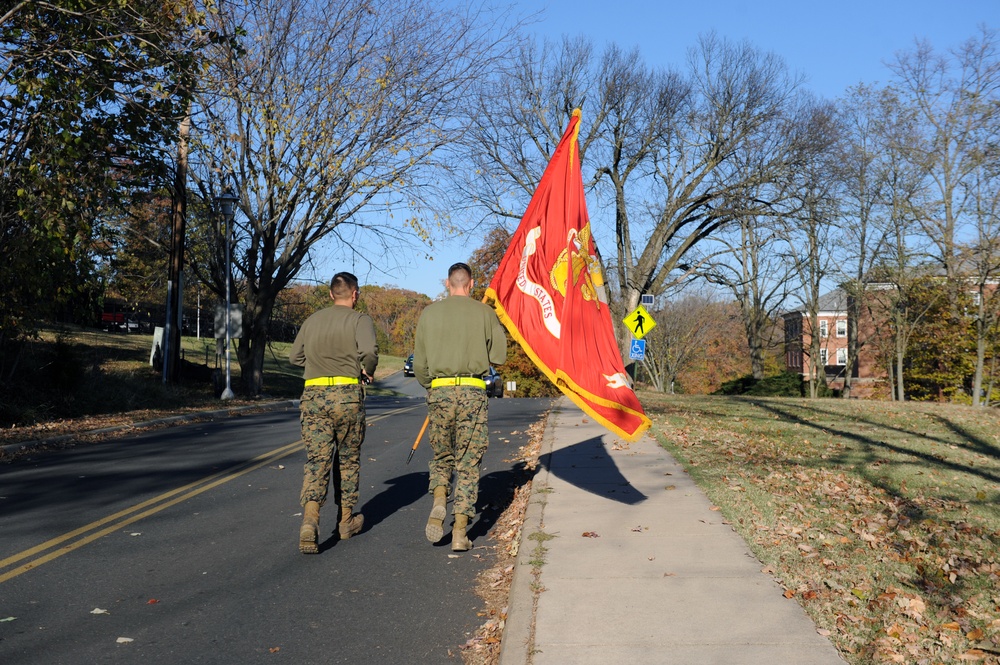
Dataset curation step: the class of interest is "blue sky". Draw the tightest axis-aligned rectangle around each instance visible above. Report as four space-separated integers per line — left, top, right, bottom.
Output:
336 0 998 298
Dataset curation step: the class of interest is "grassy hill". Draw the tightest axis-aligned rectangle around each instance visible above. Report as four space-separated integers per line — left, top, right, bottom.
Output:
643 393 1000 664
0 325 403 438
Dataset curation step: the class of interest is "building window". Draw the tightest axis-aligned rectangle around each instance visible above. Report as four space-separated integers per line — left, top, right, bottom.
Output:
819 320 828 338
836 348 847 365
836 319 847 337
820 348 828 365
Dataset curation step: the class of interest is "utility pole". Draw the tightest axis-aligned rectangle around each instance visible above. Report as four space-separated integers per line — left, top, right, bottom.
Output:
164 111 191 383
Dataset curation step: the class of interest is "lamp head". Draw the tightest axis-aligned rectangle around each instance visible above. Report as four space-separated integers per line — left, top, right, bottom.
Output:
215 189 238 218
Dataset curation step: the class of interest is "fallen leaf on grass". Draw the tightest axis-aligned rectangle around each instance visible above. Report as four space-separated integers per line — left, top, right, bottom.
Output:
942 622 962 631
709 506 721 511
817 628 832 636
783 589 795 598
582 531 600 538
90 608 109 615
967 628 985 640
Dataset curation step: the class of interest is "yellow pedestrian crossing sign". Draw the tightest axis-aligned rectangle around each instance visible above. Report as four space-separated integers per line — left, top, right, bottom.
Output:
623 305 656 340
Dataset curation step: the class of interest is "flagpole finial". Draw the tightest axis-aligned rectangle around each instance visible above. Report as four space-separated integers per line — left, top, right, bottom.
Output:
572 108 581 118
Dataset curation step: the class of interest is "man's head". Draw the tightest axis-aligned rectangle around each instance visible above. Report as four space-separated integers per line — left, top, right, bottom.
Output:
330 272 360 306
446 262 473 296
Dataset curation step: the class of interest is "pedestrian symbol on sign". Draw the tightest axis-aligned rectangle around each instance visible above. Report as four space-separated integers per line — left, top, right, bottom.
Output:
622 305 656 340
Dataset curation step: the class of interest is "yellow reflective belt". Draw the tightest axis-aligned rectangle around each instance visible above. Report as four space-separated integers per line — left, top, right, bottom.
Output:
430 377 486 390
304 376 360 386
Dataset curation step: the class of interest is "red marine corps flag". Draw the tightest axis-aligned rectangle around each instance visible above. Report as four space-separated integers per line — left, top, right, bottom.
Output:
485 109 651 442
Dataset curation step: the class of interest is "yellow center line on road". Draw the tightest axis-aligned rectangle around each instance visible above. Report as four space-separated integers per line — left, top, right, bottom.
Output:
0 404 422 585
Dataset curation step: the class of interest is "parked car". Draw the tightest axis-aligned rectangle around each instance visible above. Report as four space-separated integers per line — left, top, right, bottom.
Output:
403 354 414 376
484 367 504 398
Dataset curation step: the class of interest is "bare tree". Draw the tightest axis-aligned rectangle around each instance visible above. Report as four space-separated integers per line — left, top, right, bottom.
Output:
697 213 795 380
888 27 1000 282
780 100 842 398
187 0 518 394
639 291 726 393
867 105 930 401
462 34 806 364
963 161 1000 405
831 84 899 397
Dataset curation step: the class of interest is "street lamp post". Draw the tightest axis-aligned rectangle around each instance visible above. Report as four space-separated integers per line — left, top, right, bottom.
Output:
215 189 238 400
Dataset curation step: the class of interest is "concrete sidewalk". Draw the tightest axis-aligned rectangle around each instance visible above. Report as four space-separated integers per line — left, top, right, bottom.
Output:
499 398 847 665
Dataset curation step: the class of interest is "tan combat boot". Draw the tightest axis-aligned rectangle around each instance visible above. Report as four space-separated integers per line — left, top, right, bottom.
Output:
339 508 364 540
451 513 472 552
425 485 447 542
299 501 320 554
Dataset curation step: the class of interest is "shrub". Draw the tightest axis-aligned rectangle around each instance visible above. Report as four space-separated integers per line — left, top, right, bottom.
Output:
714 371 805 397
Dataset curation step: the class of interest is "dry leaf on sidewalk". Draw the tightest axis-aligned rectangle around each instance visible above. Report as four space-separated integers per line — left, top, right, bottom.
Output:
582 531 600 538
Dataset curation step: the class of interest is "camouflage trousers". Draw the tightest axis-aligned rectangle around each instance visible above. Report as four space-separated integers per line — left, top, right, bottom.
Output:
299 385 366 514
426 386 489 518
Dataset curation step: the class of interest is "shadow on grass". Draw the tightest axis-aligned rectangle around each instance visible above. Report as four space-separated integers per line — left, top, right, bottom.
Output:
740 398 1000 489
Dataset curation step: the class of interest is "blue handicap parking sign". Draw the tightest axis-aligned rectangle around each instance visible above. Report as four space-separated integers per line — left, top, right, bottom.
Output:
629 339 646 360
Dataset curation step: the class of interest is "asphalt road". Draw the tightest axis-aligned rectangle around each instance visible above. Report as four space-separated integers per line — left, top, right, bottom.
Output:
0 379 552 664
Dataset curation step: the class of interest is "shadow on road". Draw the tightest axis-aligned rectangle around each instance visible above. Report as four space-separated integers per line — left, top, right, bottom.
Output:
319 471 427 552
469 461 538 541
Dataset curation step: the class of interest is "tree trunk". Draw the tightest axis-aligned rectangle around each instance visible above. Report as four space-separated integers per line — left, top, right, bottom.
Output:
972 302 986 407
895 349 905 401
236 294 275 397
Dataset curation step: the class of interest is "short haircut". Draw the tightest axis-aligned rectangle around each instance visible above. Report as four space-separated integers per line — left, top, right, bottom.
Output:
448 262 472 287
330 272 359 299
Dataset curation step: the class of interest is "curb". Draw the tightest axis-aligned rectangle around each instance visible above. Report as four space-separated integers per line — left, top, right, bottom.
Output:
497 398 561 665
0 399 300 457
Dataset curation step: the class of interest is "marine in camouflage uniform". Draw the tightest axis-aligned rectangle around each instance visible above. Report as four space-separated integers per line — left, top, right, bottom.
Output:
289 272 378 554
414 262 506 551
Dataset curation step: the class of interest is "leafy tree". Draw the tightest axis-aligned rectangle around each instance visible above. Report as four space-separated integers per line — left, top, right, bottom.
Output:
0 0 206 375
639 292 725 393
466 225 560 397
674 301 755 394
358 285 431 357
901 278 975 401
99 193 174 310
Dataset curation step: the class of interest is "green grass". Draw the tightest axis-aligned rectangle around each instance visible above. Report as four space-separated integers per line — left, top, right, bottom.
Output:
642 393 1000 664
0 325 407 434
